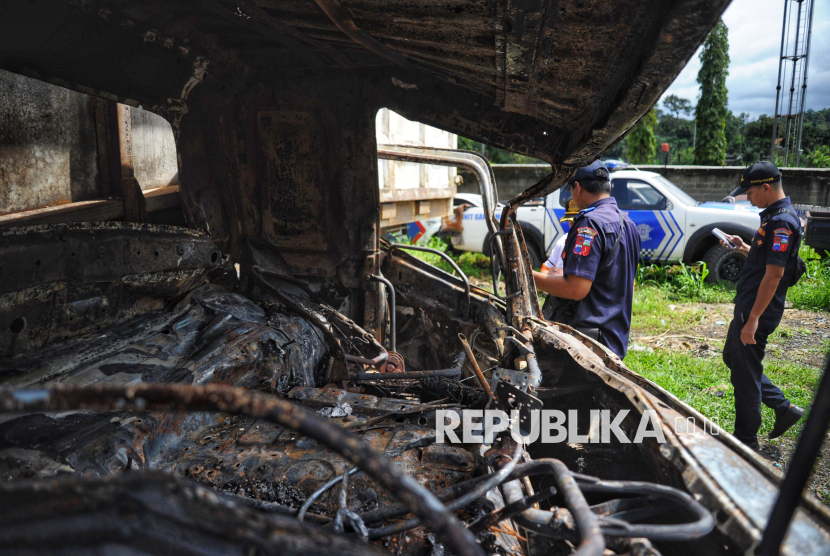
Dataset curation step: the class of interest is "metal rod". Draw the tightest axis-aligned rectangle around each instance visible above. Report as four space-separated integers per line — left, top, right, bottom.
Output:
311 0 413 70
458 333 492 396
783 0 803 164
0 384 483 556
795 0 815 167
771 0 790 161
377 145 500 238
760 357 830 556
349 368 462 381
298 467 361 521
388 243 470 319
368 274 396 352
377 144 506 276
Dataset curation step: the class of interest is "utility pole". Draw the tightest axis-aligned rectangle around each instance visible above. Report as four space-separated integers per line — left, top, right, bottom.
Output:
770 0 815 167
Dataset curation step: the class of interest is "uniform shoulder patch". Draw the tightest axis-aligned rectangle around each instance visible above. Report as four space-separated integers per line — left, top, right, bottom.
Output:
573 227 597 256
756 224 766 236
772 228 792 252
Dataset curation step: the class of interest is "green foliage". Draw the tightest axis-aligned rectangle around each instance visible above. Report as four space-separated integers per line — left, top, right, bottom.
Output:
636 262 734 303
635 245 830 311
403 237 492 280
627 109 658 165
453 250 493 280
663 95 692 119
456 136 542 164
724 111 749 164
694 19 730 165
655 97 695 164
806 145 830 168
788 246 830 311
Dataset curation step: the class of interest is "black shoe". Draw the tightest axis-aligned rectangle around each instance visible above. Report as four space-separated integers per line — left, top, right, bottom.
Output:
744 439 760 452
769 404 805 439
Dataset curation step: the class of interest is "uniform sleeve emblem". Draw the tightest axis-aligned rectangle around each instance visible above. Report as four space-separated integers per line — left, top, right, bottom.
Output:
573 227 597 256
756 224 766 237
772 228 792 252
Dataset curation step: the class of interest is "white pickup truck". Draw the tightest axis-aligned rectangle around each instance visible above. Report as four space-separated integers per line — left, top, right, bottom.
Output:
451 170 763 282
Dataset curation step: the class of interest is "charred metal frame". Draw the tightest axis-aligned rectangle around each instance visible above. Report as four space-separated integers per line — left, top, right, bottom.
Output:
2 1 827 556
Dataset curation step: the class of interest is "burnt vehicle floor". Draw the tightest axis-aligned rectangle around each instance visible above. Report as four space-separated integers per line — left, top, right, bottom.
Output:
0 272 717 555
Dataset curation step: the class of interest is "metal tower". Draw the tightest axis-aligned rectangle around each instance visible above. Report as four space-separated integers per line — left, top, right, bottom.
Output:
770 0 815 167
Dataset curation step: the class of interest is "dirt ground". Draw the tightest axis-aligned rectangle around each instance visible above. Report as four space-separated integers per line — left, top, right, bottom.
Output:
631 302 829 369
631 302 830 503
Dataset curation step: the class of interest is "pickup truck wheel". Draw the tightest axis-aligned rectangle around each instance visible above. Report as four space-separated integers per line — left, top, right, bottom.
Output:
526 244 543 270
702 244 746 283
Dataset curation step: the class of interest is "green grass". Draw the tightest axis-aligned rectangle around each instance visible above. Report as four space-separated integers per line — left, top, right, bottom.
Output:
788 246 830 312
627 349 821 440
631 286 710 335
396 237 492 280
636 261 735 304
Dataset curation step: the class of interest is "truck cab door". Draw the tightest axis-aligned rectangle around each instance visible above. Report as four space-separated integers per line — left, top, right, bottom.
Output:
610 178 684 261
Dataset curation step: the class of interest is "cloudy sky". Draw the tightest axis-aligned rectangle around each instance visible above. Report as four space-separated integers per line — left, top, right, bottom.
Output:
660 0 829 119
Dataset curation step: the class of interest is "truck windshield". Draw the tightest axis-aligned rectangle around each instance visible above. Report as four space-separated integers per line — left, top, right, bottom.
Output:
654 175 700 206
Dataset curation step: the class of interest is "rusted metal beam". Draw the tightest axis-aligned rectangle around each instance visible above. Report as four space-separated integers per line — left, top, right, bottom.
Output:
458 333 492 397
0 200 124 229
107 103 147 223
0 186 181 229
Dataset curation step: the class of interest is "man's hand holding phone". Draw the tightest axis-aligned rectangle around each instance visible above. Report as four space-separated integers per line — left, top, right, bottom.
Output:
714 229 749 255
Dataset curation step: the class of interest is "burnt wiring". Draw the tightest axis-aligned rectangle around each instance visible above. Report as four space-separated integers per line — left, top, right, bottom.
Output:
365 442 525 539
0 384 483 556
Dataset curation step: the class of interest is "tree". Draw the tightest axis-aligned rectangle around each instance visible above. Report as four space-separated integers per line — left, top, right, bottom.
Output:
694 19 730 165
806 145 830 168
724 111 749 164
457 136 540 164
663 95 692 119
627 109 658 164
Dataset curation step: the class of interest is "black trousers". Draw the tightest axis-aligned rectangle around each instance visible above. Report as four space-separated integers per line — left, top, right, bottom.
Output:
722 308 790 445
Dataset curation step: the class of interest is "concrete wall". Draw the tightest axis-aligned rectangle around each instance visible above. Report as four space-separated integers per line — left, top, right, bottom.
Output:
0 70 178 214
459 163 830 207
132 109 179 190
458 164 551 201
0 69 99 213
637 166 830 207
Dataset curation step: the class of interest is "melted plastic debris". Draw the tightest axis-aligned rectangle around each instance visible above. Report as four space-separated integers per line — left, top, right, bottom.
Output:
318 403 353 418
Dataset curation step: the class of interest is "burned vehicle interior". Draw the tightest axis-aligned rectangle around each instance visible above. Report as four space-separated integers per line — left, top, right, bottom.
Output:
0 1 829 555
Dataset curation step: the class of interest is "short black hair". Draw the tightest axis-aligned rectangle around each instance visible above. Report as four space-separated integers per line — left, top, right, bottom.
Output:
574 179 612 195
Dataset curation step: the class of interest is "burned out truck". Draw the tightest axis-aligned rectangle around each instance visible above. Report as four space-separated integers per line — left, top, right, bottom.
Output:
0 1 828 556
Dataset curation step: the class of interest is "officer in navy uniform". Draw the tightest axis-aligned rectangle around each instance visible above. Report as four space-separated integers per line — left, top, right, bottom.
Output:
720 161 805 451
533 160 640 359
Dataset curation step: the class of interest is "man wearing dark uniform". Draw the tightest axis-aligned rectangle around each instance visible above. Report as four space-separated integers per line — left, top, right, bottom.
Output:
720 162 805 451
533 161 640 359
